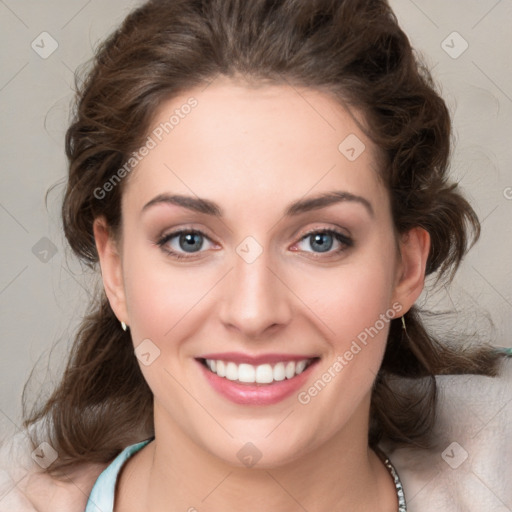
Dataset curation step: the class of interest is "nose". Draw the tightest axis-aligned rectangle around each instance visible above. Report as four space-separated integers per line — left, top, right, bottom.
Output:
218 245 292 339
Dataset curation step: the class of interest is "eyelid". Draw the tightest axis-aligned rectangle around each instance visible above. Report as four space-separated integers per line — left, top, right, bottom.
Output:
296 226 352 243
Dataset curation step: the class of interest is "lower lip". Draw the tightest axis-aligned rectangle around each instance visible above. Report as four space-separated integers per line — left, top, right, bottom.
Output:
197 359 318 406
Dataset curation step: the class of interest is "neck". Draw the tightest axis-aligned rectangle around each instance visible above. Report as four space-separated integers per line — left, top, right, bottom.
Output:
116 402 398 512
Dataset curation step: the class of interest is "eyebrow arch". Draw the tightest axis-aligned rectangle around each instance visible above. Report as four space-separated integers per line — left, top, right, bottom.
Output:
285 191 374 218
141 190 374 218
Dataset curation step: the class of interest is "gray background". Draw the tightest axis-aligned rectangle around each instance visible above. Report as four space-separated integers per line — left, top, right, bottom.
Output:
1 0 511 436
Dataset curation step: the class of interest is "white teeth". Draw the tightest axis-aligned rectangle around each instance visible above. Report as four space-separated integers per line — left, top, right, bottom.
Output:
295 360 307 374
256 364 274 384
203 358 313 384
273 362 286 381
285 361 295 379
238 363 256 383
225 362 238 381
216 360 226 377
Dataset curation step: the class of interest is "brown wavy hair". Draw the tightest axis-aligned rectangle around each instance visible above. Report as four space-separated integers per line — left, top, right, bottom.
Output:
23 0 503 478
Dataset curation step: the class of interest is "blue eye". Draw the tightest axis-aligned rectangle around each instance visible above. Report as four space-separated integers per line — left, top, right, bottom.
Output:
176 232 204 252
157 230 214 259
156 228 353 261
296 229 353 255
308 232 334 252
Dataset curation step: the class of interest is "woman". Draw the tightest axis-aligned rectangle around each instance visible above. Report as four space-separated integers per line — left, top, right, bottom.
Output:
1 0 510 511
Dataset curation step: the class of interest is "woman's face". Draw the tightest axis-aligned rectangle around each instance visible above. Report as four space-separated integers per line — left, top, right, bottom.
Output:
95 77 427 467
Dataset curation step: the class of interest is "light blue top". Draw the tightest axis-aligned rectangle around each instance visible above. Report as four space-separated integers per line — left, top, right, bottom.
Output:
85 438 152 512
84 439 406 512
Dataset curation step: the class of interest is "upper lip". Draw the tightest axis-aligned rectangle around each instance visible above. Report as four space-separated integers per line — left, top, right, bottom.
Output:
196 352 319 365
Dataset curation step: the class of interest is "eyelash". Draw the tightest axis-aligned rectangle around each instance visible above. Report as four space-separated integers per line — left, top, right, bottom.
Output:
156 227 353 260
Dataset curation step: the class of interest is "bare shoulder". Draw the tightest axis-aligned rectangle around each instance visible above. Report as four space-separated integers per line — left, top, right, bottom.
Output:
0 431 107 512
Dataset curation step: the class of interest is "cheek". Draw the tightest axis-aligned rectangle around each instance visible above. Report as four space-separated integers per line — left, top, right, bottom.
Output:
294 255 396 346
291 258 398 423
120 250 212 401
289 243 399 409
121 234 215 342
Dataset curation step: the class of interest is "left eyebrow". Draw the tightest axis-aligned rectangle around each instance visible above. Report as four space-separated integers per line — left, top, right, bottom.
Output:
140 190 374 218
284 191 374 218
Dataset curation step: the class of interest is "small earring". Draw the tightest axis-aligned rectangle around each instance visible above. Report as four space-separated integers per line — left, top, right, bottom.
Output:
121 321 128 331
401 316 406 331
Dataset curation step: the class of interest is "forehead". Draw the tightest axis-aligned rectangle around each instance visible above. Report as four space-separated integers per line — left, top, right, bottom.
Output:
123 77 388 218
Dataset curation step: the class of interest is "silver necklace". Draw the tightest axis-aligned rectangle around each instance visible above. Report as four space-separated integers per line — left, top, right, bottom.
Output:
380 452 407 512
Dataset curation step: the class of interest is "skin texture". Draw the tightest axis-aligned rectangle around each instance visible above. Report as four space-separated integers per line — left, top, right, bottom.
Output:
93 76 430 512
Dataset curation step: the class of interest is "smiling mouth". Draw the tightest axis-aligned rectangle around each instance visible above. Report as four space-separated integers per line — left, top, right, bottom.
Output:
197 357 319 385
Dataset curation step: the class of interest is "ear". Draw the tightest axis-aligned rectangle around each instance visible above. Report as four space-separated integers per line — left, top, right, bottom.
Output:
93 216 129 326
391 227 430 314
